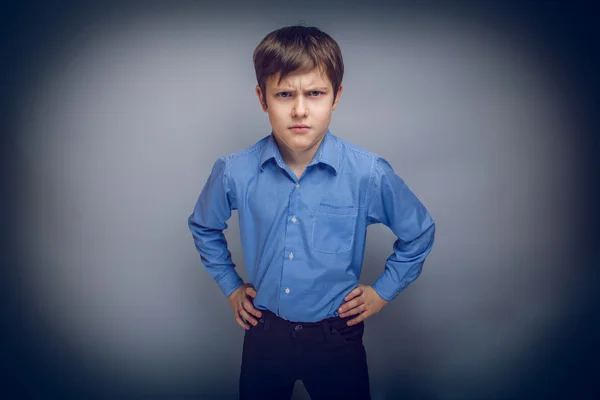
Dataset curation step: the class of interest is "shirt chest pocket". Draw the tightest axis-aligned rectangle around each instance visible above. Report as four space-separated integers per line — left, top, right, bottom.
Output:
311 203 358 253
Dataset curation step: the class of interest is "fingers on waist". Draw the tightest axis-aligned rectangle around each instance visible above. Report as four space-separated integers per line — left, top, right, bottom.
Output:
243 300 262 314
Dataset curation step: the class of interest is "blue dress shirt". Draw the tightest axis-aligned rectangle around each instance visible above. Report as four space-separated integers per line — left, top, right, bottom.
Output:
188 130 435 322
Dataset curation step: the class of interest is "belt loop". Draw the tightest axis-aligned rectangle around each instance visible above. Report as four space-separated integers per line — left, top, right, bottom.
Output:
322 320 334 342
264 311 271 331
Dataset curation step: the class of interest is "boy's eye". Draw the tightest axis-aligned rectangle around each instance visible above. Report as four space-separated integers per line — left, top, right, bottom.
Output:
276 91 325 98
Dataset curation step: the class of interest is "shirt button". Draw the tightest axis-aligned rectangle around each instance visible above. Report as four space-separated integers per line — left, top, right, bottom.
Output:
295 183 300 189
291 216 297 223
285 288 291 294
288 252 294 260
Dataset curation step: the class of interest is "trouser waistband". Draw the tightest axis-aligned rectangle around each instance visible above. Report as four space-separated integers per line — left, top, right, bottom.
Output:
256 308 361 338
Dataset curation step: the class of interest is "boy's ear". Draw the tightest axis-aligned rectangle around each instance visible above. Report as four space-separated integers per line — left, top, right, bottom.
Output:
255 85 268 112
332 83 343 110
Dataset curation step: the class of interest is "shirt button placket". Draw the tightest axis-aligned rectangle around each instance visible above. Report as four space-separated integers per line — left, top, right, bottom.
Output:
282 180 300 311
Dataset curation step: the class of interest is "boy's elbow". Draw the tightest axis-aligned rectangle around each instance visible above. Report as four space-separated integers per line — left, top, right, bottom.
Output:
188 212 210 236
424 221 435 248
188 212 200 233
427 221 435 239
189 214 226 239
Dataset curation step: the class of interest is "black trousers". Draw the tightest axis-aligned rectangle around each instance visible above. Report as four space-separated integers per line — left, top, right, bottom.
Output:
239 309 371 400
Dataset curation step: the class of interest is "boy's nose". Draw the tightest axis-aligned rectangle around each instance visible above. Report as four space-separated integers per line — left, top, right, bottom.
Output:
292 99 308 117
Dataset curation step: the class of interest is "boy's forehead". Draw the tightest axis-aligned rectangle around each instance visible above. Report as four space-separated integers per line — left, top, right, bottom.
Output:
269 68 332 88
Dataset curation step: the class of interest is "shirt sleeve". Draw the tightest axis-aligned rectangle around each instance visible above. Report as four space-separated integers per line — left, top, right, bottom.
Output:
188 157 244 297
366 157 436 301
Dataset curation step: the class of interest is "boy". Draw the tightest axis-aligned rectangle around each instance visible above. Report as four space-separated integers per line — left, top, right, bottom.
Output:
188 26 435 400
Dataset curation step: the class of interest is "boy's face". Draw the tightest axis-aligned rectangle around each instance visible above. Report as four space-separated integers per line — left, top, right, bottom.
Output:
255 67 343 157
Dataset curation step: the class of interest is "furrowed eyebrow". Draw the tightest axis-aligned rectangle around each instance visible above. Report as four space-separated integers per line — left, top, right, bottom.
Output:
274 87 329 92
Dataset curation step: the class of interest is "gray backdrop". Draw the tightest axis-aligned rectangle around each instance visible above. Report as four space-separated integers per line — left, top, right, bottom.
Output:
7 1 597 399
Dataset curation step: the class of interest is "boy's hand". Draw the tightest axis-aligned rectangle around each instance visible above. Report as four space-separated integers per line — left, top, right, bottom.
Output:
338 284 388 326
228 283 262 330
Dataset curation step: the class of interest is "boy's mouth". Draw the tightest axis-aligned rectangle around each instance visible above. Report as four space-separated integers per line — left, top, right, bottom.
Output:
290 124 310 133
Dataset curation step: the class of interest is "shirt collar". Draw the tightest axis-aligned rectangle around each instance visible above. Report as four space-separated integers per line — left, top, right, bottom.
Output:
260 130 339 175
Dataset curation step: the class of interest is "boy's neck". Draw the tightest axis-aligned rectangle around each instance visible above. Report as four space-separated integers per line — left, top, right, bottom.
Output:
273 134 324 171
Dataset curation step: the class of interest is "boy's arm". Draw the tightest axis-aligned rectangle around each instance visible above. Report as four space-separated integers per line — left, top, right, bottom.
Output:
188 157 244 298
366 157 436 301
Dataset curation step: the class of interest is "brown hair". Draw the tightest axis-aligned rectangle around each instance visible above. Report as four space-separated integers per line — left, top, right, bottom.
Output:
253 25 344 105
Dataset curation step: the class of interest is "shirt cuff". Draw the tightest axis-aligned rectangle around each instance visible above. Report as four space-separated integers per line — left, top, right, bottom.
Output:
372 272 402 301
216 268 245 298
